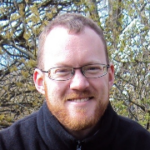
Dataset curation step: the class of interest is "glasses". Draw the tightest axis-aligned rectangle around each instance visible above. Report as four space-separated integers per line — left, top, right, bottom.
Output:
40 63 110 81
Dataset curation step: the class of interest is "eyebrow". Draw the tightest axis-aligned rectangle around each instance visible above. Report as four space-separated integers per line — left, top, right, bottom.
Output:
48 58 107 69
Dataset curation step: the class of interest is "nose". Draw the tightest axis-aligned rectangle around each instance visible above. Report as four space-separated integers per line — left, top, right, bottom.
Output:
70 69 90 91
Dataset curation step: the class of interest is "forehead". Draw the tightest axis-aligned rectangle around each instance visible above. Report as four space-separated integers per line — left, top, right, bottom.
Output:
43 26 106 68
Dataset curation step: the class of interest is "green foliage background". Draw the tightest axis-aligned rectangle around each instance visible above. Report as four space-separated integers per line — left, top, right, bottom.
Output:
0 0 150 131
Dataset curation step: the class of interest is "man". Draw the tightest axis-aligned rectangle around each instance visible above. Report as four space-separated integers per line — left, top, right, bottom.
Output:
0 13 150 150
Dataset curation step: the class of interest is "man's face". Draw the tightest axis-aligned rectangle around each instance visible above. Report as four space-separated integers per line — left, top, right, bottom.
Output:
34 26 114 134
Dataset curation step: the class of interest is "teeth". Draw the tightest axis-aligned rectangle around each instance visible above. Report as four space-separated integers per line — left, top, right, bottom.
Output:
70 98 89 102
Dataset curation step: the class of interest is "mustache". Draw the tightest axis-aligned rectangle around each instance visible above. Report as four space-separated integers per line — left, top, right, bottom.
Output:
64 91 94 101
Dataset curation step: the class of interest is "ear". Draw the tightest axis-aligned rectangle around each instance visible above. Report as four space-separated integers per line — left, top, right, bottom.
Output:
33 68 45 95
108 63 115 90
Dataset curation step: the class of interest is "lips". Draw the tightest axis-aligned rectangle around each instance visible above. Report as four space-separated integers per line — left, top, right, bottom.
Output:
68 97 93 102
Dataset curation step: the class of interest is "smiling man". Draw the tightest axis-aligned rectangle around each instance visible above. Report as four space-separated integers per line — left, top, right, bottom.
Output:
0 13 150 150
36 23 114 139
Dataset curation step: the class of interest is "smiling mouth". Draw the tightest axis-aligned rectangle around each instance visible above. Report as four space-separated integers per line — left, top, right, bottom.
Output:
68 97 93 102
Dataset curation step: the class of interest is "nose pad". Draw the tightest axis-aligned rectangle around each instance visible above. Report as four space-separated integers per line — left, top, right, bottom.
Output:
69 70 89 91
71 69 75 76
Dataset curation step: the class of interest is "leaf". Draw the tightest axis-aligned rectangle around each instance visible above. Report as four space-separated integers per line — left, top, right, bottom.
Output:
0 114 5 120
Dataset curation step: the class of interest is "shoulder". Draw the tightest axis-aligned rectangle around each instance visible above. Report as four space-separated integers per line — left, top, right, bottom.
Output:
118 115 150 134
114 115 150 149
1 111 38 132
0 111 39 149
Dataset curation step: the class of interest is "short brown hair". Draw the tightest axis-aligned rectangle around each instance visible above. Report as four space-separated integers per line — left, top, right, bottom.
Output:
37 13 109 68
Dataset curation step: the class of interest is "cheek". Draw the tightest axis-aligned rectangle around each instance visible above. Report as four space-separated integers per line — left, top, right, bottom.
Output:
94 78 108 89
44 80 68 101
93 78 109 98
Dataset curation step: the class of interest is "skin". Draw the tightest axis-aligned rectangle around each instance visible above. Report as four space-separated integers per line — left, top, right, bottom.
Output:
33 26 114 139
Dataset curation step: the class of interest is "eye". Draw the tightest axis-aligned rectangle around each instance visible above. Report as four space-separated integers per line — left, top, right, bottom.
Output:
54 68 71 75
83 65 104 75
86 65 102 71
88 66 101 70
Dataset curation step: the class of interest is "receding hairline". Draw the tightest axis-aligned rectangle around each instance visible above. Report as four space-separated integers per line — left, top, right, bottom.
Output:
37 13 109 69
